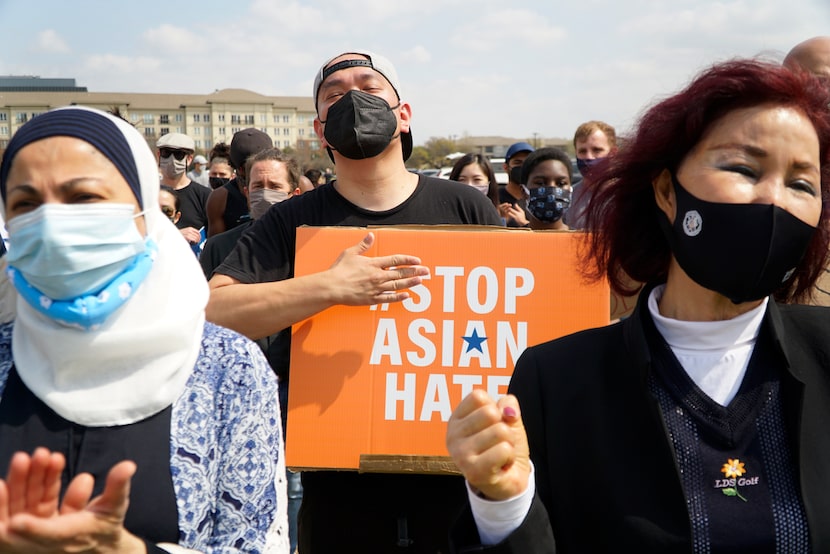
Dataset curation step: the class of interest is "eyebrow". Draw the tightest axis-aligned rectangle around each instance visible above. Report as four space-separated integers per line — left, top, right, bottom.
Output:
7 178 105 197
710 142 819 173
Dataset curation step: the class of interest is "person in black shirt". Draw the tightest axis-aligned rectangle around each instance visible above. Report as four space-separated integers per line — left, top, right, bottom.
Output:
209 50 500 553
156 132 211 245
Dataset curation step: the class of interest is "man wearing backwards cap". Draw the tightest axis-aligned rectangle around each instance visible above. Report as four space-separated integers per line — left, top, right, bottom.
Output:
207 50 501 553
206 127 273 237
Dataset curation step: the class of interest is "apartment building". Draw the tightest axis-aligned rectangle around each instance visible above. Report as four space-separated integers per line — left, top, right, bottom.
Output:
0 77 318 153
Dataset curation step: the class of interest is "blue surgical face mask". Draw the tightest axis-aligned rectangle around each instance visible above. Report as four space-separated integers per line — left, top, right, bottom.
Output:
6 203 146 300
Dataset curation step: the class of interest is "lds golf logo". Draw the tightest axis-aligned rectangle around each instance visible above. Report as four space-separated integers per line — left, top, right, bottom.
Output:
715 458 759 502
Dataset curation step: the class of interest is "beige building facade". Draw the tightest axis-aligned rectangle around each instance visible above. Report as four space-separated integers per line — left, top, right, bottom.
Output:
0 88 318 154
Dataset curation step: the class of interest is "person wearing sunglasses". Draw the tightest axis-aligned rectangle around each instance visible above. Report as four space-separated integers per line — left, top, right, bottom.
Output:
156 133 210 254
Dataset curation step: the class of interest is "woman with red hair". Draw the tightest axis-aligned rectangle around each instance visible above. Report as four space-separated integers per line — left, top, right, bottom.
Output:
448 59 830 552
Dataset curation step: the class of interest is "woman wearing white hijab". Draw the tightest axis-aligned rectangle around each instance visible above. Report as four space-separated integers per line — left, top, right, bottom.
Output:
0 106 288 553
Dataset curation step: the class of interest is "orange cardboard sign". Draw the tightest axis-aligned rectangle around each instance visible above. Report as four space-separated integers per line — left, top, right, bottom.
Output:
287 226 610 471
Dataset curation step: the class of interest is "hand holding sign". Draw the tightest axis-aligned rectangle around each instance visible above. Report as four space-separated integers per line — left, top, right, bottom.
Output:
328 232 430 306
446 389 531 501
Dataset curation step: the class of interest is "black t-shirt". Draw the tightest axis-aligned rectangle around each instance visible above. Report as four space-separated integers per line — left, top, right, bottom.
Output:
173 181 212 231
221 178 250 232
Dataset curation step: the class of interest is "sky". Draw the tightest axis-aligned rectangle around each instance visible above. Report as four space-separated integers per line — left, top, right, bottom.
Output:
0 0 828 145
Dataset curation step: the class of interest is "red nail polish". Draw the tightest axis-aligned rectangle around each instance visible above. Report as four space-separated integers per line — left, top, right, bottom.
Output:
503 407 516 418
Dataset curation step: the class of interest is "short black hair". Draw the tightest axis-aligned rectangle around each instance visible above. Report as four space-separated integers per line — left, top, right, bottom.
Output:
520 147 573 186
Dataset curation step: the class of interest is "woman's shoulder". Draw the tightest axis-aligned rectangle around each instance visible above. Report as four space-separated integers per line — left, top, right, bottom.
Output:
191 321 278 392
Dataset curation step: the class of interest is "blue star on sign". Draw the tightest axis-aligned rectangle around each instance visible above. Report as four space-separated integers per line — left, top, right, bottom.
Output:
462 328 487 354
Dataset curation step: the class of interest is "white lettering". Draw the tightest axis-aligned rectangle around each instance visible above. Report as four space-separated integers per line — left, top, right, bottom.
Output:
442 319 455 367
419 374 452 421
467 266 499 314
434 266 464 313
385 373 416 421
496 321 527 368
407 319 436 367
453 374 483 398
504 268 534 314
487 375 510 400
369 318 402 365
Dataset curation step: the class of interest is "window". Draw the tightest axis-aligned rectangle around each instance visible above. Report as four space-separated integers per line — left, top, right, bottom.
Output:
204 114 210 123
283 128 290 136
218 114 225 122
31 112 43 119
298 129 304 136
175 114 182 122
245 115 254 124
143 114 154 124
130 113 139 123
298 115 304 124
160 114 170 124
15 113 27 123
175 127 182 133
193 127 201 135
0 140 7 149
204 139 212 149
231 115 240 124
195 140 202 148
273 115 279 123
193 114 201 123
204 126 210 135
144 128 154 138
274 128 281 135
0 113 7 122
260 128 267 134
260 114 267 124
160 127 170 135
218 127 226 135
231 127 241 134
311 141 319 150
0 126 8 136
282 115 290 123
283 140 290 148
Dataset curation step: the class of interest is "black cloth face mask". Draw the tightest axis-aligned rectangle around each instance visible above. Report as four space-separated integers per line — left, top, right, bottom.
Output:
209 177 230 189
658 173 817 303
525 186 571 223
321 90 400 160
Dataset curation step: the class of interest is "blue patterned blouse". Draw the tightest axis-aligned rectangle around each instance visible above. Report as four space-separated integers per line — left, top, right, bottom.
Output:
0 321 288 553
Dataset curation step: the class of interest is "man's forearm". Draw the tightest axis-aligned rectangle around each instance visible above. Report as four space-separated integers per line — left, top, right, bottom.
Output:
206 273 335 340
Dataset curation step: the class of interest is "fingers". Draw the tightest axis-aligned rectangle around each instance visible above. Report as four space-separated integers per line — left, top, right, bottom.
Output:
5 452 30 517
345 232 375 256
60 473 94 515
447 391 530 500
87 461 135 520
0 479 9 523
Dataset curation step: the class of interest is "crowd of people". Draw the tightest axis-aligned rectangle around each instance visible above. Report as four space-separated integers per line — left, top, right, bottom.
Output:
0 35 827 553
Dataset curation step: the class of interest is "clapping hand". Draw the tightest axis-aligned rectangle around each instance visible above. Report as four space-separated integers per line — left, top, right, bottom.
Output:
0 447 145 554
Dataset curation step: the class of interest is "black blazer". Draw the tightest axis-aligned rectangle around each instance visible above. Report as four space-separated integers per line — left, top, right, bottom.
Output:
452 287 830 553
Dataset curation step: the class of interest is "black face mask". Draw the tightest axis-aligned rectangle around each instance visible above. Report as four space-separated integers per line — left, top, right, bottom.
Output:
525 186 571 223
509 166 523 185
658 173 816 303
321 90 399 160
209 177 230 189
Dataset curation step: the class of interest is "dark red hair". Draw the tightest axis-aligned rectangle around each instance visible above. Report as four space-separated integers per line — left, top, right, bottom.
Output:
580 59 830 303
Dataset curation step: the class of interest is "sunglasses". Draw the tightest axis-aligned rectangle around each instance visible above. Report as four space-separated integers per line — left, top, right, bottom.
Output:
160 206 176 218
159 148 189 161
